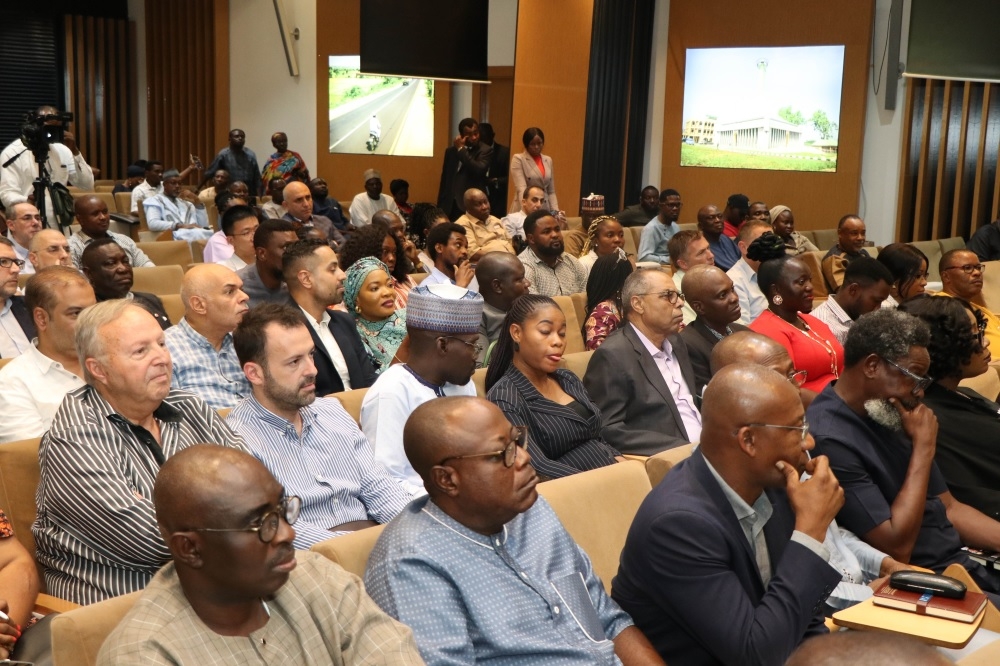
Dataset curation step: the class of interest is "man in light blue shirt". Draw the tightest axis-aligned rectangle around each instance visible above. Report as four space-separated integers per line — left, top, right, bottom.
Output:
143 169 214 243
727 220 773 325
365 396 662 665
637 188 682 264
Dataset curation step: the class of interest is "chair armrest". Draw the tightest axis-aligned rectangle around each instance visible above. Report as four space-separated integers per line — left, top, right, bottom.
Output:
34 593 81 615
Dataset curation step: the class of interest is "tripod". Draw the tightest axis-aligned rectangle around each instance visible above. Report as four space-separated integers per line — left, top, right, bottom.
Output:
1 145 64 233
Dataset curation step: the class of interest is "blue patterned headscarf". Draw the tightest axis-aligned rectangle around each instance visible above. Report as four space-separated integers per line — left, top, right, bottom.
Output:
344 257 407 373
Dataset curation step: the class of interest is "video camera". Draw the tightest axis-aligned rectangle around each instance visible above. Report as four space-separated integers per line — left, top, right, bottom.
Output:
19 109 73 159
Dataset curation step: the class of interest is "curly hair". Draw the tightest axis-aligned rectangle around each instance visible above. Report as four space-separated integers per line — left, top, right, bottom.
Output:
339 222 393 272
843 308 931 367
898 295 986 381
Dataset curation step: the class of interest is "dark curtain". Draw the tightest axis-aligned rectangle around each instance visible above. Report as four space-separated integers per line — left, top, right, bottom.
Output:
0 10 62 147
580 0 655 214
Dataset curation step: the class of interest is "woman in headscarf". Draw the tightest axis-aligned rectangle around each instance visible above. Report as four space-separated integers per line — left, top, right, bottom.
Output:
343 257 408 373
769 205 818 256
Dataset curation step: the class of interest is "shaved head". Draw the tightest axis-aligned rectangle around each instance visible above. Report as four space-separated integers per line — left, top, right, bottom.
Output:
475 251 522 285
371 209 403 229
283 180 309 200
681 265 727 302
181 263 237 303
404 396 487 484
710 331 793 375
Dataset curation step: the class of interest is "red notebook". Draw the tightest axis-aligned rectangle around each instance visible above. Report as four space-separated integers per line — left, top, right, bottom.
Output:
872 582 988 623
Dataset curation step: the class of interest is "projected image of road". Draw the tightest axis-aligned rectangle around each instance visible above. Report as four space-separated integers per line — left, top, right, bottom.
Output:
328 56 435 157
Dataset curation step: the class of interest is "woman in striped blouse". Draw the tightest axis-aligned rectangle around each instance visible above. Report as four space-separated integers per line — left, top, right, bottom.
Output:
484 294 622 479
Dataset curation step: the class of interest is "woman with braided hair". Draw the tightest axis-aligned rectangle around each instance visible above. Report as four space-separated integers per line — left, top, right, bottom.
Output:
578 215 629 275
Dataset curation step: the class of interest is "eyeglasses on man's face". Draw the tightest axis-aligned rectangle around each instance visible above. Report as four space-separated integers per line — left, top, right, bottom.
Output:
441 336 484 356
637 289 684 305
787 369 808 388
0 257 26 270
738 419 810 442
880 356 932 395
942 263 986 275
192 495 301 544
437 426 528 468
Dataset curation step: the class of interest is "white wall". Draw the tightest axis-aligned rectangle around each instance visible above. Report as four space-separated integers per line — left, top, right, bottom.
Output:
489 0 518 67
229 0 318 172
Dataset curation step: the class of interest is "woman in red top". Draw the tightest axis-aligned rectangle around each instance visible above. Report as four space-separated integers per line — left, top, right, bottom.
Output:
750 255 845 392
509 127 559 215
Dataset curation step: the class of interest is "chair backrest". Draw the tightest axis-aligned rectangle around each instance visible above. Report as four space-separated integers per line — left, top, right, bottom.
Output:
190 238 207 263
939 236 966 254
131 265 184 295
627 227 644 256
472 366 488 397
800 250 828 300
135 240 192 268
910 239 944 282
569 292 587 328
0 438 43 586
558 350 593 380
621 227 638 259
328 387 368 425
113 191 131 214
160 294 185 325
310 524 387 579
644 443 696 488
551 295 585 354
0 357 14 371
960 367 1000 403
537 460 651 592
811 229 839 251
50 591 141 666
980 261 1000 313
411 272 428 285
136 200 149 233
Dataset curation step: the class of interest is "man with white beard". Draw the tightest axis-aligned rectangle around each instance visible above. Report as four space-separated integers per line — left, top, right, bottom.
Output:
807 309 1000 603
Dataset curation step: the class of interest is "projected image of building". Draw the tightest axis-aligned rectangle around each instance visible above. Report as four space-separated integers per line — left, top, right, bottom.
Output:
682 117 715 144
715 116 803 151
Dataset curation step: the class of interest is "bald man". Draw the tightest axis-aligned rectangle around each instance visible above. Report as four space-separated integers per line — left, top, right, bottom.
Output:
679 265 748 394
68 194 154 269
281 180 343 246
475 251 529 366
787 632 950 666
365 396 664 665
164 264 251 409
28 228 71 271
455 187 515 260
613 364 844 665
98 444 422 664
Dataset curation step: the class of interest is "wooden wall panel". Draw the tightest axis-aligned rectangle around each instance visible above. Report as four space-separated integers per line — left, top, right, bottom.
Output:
315 0 453 205
144 0 229 183
480 66 515 150
64 14 137 180
897 78 1000 242
660 0 873 230
511 0 594 217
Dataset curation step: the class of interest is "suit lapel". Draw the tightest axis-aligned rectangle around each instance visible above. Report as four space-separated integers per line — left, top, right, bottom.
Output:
670 334 699 398
624 325 688 440
511 369 593 426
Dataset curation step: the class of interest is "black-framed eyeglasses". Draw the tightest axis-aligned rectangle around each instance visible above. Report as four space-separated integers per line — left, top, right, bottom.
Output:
739 419 810 442
438 426 528 468
637 289 684 305
881 357 933 394
441 336 484 356
192 496 301 543
0 257 25 270
942 263 986 275
788 369 809 388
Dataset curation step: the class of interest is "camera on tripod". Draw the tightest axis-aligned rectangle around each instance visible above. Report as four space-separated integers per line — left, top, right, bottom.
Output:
19 109 73 159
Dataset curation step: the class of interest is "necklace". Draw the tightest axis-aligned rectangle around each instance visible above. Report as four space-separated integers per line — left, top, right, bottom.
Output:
780 315 839 378
704 323 733 341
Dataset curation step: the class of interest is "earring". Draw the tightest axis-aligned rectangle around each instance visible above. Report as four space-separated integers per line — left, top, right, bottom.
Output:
772 295 783 306
512 341 520 352
355 305 361 314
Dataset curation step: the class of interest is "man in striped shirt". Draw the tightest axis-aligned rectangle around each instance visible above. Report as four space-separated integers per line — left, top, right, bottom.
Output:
34 300 247 605
227 304 410 550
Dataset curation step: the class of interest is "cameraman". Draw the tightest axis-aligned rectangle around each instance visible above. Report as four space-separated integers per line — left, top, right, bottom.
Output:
0 105 94 222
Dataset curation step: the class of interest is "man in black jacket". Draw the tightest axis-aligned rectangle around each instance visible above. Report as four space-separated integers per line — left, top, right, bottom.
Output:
0 237 36 357
437 118 493 221
282 239 377 395
479 123 509 217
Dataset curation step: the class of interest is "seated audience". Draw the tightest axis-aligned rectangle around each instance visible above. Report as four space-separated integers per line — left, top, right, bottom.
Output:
900 295 1000 519
487 294 621 479
938 248 1000 350
967 219 1000 263
344 257 408 373
282 180 344 246
201 190 248 264
217 204 259 271
130 160 163 213
821 214 870 293
749 201 771 224
340 222 408 307
5 202 42 274
750 255 844 392
612 364 844 665
236 218 298 307
808 309 1000 601
615 185 660 228
501 185 547 243
0 267 93 443
35 300 245 604
727 220 774 325
638 189 681 264
410 206 448 272
519 210 587 296
390 177 412 221
361 285 482 495
28 228 72 271
97 444 421 664
770 205 818 256
0 238 35 358
142 169 213 242
697 203 740 272
668 229 716 324
80 238 171 329
811 257 893 344
421 222 479 291
578 214 627 275
679 264 748 394
70 194 154 269
0 506 40 659
475 252 529 365
349 169 402 227
373 209 417 273
259 176 285 219
721 193 750 238
365 396 663 665
584 249 634 350
309 177 351 232
197 168 229 205
164 264 251 409
283 239 377 396
228 304 410 549
584 267 701 455
455 187 515 259
113 163 146 195
877 242 929 307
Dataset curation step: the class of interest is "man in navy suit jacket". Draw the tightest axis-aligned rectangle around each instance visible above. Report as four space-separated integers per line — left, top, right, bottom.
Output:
282 239 377 396
612 364 844 666
437 118 493 221
0 237 37 357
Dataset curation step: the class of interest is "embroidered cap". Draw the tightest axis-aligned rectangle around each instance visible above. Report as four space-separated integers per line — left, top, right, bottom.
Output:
363 168 382 183
580 193 605 214
406 283 484 334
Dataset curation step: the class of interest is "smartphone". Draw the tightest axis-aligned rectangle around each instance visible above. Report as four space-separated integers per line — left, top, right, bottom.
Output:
190 154 204 170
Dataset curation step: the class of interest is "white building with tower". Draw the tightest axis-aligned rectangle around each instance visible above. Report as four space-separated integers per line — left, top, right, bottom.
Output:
714 59 805 153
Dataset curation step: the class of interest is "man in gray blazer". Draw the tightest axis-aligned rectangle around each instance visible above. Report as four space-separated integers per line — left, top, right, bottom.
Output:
584 267 702 456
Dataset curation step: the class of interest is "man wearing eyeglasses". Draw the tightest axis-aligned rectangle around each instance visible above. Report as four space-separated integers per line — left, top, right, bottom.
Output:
365 396 664 665
361 284 483 496
585 267 701 456
5 202 42 274
808 309 1000 603
228 304 410 550
938 249 1000 352
0 237 35 358
98 444 423 664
